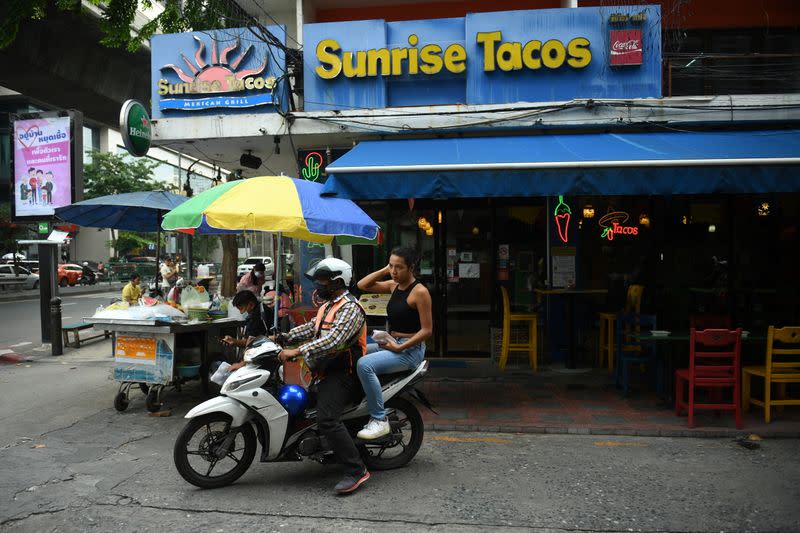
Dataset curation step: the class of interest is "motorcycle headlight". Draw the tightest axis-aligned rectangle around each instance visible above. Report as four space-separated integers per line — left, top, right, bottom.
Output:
226 374 260 391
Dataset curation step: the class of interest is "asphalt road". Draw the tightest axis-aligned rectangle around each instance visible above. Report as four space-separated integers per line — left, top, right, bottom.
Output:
1 354 799 532
0 289 120 351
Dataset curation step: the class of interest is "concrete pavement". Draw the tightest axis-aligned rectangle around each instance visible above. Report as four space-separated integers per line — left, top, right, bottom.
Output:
1 341 800 531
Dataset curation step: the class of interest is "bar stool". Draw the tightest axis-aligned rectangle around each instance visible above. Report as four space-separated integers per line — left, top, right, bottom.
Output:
597 284 644 371
499 286 539 371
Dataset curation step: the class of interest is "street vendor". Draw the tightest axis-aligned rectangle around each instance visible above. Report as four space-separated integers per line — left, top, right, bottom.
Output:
121 272 142 305
221 290 269 348
167 277 187 305
236 260 266 296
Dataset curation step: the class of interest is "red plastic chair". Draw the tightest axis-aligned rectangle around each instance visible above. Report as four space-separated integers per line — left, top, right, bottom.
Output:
675 328 743 429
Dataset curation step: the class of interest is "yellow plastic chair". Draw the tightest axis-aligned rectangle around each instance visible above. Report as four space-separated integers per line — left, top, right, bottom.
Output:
498 286 538 371
743 326 800 423
598 284 644 371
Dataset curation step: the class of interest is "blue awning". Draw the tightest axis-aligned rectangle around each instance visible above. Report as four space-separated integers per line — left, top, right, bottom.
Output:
322 130 800 199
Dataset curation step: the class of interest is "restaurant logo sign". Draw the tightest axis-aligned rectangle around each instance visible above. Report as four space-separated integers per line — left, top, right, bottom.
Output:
155 33 277 112
599 210 639 241
609 30 643 66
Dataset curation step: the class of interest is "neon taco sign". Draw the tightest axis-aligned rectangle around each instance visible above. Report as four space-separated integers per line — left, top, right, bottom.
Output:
599 211 639 241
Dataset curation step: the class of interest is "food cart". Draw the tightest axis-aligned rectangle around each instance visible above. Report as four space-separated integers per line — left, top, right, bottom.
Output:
88 317 242 412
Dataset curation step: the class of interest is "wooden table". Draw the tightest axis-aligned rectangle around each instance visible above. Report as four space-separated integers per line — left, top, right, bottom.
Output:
534 288 608 369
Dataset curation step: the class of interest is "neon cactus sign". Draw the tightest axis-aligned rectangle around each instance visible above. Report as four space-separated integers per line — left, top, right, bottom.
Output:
599 210 639 241
301 152 323 181
553 195 571 243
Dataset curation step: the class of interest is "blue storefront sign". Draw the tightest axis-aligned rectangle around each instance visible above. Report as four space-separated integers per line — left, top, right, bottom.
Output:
303 5 661 111
150 26 288 119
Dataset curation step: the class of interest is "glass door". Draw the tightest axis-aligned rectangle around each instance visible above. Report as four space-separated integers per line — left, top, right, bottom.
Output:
443 207 493 355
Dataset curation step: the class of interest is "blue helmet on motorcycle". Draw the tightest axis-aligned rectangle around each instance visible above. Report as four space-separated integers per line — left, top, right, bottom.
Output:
277 384 308 416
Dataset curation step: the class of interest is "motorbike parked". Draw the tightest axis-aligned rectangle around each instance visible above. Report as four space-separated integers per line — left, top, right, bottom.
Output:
173 337 431 489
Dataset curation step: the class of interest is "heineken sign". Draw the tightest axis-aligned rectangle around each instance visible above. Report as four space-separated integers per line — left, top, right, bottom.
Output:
120 99 151 157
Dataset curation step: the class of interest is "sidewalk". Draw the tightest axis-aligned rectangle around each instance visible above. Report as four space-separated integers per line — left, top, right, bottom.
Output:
419 360 800 438
10 341 800 438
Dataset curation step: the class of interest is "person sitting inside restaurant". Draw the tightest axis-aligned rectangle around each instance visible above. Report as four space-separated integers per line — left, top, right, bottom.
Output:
236 260 267 296
121 272 142 305
167 277 187 305
222 290 269 349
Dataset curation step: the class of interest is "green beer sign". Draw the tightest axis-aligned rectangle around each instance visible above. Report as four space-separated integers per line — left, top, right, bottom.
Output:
120 99 151 157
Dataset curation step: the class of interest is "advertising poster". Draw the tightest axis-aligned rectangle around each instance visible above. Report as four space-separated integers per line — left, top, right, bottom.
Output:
13 116 72 218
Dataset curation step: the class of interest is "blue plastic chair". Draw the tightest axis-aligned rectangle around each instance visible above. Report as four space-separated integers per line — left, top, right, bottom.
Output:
615 312 659 397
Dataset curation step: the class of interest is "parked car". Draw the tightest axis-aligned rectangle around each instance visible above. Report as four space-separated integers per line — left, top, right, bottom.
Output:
58 263 84 287
16 266 40 290
3 259 39 274
0 264 38 290
236 256 274 279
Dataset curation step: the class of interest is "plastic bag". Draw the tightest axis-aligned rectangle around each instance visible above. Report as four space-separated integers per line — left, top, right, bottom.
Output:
371 330 392 344
93 303 186 320
210 361 233 386
182 286 210 309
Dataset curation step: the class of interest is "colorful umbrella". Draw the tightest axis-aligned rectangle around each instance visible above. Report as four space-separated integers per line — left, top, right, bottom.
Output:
161 176 379 243
161 176 380 331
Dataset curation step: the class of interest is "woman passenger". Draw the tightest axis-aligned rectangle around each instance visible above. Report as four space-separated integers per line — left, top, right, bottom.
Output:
355 247 432 440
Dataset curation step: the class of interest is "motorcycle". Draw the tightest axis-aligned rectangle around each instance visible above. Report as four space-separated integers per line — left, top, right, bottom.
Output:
173 337 432 489
79 272 97 285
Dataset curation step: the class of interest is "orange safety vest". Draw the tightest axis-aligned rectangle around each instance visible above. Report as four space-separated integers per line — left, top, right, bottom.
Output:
313 293 367 375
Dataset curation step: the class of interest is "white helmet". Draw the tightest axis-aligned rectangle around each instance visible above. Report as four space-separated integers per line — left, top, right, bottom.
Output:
305 257 352 286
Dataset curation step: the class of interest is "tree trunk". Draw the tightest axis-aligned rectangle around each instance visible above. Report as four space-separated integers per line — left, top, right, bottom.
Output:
220 234 238 297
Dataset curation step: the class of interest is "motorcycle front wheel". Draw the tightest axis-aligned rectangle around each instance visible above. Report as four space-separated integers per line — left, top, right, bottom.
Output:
362 397 424 471
173 413 257 488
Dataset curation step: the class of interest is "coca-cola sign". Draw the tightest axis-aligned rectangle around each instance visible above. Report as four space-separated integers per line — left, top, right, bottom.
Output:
610 30 642 66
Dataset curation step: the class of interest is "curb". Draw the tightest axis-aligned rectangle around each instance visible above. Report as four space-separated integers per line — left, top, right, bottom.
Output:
428 423 800 439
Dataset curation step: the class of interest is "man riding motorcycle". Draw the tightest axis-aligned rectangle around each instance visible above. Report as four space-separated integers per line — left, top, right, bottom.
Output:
275 258 370 494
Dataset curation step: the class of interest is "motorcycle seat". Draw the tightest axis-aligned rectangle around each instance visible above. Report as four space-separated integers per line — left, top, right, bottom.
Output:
378 368 416 386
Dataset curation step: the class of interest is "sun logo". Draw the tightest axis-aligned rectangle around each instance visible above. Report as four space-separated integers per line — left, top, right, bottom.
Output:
159 33 269 95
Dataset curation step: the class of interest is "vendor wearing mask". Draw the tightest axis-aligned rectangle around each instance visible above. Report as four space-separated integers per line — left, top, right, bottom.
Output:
236 260 266 296
222 290 268 349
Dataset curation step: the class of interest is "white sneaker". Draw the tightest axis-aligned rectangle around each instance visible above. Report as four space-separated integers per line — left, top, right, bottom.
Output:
357 418 391 440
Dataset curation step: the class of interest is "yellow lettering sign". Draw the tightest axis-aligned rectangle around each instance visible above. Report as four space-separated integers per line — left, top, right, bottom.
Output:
310 33 592 80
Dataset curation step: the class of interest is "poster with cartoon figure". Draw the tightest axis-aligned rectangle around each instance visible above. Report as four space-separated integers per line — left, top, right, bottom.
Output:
13 116 72 218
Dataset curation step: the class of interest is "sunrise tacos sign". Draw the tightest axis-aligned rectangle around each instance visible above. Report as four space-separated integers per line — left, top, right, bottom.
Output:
303 5 662 110
150 27 287 118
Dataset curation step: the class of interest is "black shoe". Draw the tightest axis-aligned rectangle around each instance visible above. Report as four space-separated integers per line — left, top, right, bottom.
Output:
334 469 370 494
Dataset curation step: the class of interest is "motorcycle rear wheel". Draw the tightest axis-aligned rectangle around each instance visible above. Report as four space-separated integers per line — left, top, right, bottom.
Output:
362 397 424 471
174 413 257 488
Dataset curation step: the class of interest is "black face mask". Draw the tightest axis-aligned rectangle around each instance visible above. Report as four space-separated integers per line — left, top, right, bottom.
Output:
314 280 336 301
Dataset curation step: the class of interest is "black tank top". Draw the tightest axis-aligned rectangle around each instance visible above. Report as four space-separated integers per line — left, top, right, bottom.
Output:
387 280 422 334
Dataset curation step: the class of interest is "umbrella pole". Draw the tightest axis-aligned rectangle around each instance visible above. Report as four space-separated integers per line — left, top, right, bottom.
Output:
156 211 162 295
274 232 282 332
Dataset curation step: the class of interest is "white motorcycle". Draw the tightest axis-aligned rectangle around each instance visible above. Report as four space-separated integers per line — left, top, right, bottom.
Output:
173 337 432 489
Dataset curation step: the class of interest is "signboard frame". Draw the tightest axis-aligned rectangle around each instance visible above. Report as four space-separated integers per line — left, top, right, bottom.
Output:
9 110 83 223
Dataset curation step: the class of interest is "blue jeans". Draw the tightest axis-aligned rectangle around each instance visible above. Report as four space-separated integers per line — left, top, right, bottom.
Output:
357 337 426 420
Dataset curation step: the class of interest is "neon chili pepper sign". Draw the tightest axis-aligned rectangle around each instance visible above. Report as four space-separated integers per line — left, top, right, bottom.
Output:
553 195 571 243
599 210 639 241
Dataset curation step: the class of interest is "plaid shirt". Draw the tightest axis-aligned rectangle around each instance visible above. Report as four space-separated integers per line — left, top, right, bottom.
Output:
285 291 365 368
